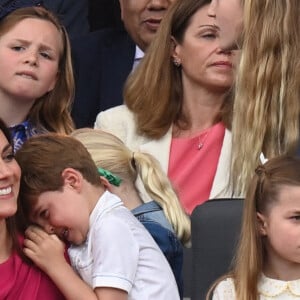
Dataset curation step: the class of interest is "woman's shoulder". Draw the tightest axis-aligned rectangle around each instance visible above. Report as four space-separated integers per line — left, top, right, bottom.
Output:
94 105 134 134
95 105 134 125
94 105 148 149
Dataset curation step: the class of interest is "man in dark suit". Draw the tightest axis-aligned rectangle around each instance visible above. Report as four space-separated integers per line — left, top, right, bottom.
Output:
71 0 175 128
43 0 89 38
88 0 123 31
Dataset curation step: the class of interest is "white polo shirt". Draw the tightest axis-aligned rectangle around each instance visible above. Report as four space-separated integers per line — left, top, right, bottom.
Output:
68 191 179 299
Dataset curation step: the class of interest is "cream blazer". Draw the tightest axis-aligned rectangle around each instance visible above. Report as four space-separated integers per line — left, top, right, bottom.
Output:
95 105 233 199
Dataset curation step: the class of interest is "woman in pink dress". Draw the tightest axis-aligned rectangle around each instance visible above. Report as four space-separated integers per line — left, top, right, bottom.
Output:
0 117 65 300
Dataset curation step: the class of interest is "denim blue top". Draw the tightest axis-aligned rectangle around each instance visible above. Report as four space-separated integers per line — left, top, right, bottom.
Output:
132 201 183 298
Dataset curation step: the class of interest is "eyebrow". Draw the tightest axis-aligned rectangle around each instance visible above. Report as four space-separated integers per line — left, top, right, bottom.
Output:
12 38 57 53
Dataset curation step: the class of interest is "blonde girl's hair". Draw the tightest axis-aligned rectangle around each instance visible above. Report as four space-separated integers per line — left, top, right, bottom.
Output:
207 155 300 299
0 6 74 133
231 0 300 195
71 128 191 245
123 0 232 139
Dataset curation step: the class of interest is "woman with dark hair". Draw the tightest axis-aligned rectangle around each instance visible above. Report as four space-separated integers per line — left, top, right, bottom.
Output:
0 117 64 299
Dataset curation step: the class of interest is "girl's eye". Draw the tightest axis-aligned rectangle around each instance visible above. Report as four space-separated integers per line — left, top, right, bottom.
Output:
11 46 25 51
291 216 300 221
40 52 52 60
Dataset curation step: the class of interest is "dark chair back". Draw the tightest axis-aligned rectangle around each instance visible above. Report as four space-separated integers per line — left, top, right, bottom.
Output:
191 198 244 300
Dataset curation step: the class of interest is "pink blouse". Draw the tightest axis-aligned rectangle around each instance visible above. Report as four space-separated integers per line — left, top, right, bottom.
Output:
168 122 225 214
0 237 65 300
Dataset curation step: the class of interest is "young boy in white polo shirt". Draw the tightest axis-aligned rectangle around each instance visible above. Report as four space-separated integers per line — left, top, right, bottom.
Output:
16 133 180 300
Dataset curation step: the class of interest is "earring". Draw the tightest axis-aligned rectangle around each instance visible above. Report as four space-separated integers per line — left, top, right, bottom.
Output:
173 58 181 67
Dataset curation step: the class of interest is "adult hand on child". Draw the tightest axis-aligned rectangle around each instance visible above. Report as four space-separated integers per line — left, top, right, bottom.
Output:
24 225 67 274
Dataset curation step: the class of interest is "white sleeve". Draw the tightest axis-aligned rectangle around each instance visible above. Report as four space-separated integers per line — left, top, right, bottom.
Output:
94 106 128 143
91 214 139 292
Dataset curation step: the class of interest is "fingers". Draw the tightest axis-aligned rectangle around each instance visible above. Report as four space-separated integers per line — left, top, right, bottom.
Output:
25 225 49 240
23 240 37 261
25 226 65 253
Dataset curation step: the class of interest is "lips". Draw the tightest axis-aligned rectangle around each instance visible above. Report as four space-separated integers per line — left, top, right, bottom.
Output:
143 18 162 31
61 228 69 241
210 61 233 68
16 71 38 80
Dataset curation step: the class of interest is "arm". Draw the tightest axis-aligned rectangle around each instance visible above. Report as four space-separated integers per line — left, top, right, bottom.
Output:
95 287 127 300
24 226 98 300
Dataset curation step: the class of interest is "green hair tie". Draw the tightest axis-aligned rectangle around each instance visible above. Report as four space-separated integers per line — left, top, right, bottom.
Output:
98 167 122 187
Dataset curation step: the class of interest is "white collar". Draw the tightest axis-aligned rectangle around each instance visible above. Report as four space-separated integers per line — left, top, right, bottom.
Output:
134 45 144 61
258 274 300 297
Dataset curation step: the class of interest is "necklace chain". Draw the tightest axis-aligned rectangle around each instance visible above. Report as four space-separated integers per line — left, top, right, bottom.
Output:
198 131 209 150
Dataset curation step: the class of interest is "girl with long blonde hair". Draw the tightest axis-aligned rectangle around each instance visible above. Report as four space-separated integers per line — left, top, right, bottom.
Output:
231 0 300 195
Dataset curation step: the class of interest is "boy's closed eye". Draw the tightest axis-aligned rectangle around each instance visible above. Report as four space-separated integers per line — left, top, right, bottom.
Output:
289 215 300 221
39 209 50 219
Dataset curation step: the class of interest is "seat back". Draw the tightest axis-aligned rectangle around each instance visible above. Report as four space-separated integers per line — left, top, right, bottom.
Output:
191 198 244 300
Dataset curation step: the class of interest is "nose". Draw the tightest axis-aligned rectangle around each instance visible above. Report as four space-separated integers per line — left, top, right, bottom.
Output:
216 46 232 56
207 0 217 18
24 51 38 66
147 0 171 10
44 223 55 234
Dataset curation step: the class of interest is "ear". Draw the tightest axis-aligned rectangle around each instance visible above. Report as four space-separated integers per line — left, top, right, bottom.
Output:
61 168 82 192
171 36 181 65
99 176 114 192
257 212 268 236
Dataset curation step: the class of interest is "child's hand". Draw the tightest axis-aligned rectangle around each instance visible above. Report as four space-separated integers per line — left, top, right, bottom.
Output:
24 225 67 273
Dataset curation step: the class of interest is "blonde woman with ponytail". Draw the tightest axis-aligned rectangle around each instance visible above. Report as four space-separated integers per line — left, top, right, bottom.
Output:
71 128 190 296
